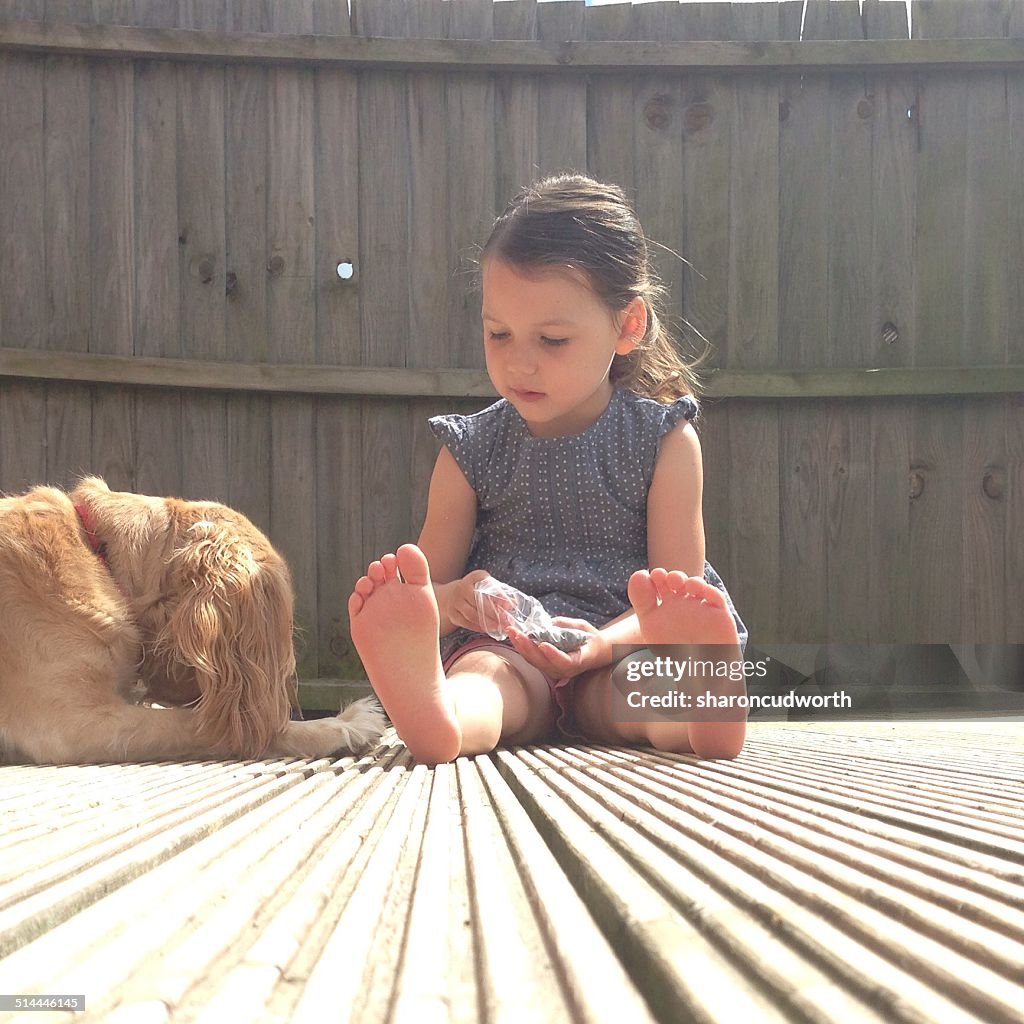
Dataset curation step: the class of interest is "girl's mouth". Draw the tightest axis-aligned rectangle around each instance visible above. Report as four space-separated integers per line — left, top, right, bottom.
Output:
511 387 545 401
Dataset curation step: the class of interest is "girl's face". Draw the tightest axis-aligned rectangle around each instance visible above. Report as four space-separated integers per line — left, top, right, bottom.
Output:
480 258 643 438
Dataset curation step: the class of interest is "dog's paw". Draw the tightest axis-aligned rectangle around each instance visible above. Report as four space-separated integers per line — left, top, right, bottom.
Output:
270 697 386 759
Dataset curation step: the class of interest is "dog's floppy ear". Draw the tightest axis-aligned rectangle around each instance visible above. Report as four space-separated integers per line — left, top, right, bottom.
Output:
159 519 294 757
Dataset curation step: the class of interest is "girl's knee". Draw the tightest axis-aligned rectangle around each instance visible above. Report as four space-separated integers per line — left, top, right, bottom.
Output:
446 649 554 748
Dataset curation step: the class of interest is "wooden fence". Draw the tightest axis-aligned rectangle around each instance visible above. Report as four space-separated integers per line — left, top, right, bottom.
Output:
0 0 1022 700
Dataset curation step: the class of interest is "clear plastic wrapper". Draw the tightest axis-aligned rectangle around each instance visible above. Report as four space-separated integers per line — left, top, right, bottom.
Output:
473 577 589 653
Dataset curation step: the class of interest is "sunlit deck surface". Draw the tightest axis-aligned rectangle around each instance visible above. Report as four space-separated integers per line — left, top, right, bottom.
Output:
2 721 1022 1023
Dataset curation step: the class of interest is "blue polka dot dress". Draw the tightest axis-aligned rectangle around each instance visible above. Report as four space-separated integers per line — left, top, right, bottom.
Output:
429 387 747 660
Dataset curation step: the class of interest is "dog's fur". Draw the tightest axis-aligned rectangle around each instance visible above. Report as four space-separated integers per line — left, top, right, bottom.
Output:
0 477 385 764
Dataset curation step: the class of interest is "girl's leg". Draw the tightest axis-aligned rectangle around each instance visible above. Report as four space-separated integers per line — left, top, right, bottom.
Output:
348 544 554 764
445 646 556 757
349 544 461 764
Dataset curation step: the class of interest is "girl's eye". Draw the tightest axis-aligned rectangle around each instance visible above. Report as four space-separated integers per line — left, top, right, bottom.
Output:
541 336 569 347
487 331 510 342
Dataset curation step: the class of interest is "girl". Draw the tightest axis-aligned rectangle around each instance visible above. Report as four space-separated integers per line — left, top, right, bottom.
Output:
349 174 748 765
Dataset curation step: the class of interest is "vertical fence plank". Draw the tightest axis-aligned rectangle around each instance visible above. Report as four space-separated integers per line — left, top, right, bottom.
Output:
720 3 782 645
1008 393 1024 645
356 0 414 587
911 0 967 643
959 0 1010 644
407 0 449 372
1008 0 1024 645
314 395 364 691
677 2 733 372
133 1 182 495
314 0 363 687
314 2 360 368
777 2 828 644
493 0 539 227
407 0 462 644
224 0 271 534
865 0 914 643
88 4 136 490
446 0 495 368
673 5 734 611
0 0 46 491
43 20 93 487
630 2 684 336
536 0 586 175
584 2 633 190
313 0 347 35
178 2 228 503
821 3 874 643
268 0 319 680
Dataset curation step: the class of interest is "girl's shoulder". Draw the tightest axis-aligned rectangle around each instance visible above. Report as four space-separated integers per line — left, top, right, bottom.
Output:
428 398 512 446
615 389 698 439
428 399 516 491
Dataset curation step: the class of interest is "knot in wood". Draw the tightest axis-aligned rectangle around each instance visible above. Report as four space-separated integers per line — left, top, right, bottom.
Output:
857 98 875 120
556 41 575 65
644 94 674 132
982 469 1005 500
197 256 216 285
225 270 238 297
684 102 715 134
267 255 286 278
881 322 899 346
909 471 925 500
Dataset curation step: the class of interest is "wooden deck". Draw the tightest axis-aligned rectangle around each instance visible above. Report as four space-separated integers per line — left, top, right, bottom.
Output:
1 722 1022 1023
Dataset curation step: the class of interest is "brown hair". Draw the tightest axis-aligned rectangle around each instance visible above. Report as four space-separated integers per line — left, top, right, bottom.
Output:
481 173 702 407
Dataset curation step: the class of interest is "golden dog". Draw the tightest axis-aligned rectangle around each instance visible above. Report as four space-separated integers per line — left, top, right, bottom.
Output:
0 477 385 764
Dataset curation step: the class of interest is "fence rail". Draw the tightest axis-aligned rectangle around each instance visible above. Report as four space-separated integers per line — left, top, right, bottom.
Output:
2 347 1022 399
3 21 1024 72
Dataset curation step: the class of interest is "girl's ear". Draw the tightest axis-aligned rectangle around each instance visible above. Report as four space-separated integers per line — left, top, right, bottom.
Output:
615 297 647 355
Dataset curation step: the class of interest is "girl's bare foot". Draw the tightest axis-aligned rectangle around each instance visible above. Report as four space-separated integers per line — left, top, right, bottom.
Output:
627 568 746 759
348 544 461 764
627 568 740 648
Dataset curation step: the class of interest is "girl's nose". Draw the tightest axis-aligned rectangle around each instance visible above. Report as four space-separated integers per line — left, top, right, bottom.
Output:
505 339 537 376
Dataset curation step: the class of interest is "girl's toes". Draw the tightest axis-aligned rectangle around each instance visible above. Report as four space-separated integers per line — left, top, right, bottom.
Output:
683 577 724 607
628 570 660 615
381 552 399 582
347 591 365 618
367 560 386 584
396 544 431 587
665 570 689 595
354 575 375 598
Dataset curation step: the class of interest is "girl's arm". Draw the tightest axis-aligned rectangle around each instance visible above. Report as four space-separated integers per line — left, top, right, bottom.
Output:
416 447 481 636
647 422 746 755
646 421 706 576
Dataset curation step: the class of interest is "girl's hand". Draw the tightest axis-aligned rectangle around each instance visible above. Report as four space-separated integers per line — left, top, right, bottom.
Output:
506 617 612 679
440 570 511 634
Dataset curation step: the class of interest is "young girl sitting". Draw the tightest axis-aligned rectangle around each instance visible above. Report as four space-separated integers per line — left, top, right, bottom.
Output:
349 174 748 765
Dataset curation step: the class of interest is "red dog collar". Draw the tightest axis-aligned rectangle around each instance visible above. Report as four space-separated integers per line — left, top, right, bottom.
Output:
74 503 110 568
